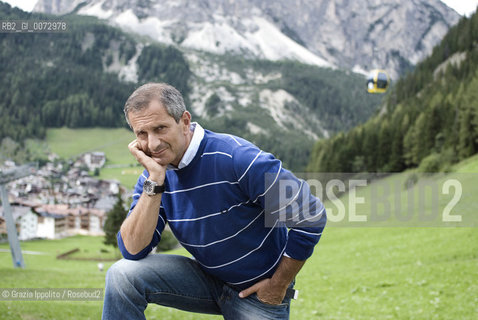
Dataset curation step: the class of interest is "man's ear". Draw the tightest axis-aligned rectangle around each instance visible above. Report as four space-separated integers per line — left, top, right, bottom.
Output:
181 111 191 132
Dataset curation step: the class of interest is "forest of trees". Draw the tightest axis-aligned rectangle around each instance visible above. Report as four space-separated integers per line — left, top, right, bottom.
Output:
273 61 382 133
307 10 478 173
0 3 191 142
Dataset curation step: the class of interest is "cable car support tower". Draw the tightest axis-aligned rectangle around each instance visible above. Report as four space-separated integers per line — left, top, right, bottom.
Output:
0 163 37 268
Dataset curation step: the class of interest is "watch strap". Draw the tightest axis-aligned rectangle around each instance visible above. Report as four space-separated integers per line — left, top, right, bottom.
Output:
152 183 165 194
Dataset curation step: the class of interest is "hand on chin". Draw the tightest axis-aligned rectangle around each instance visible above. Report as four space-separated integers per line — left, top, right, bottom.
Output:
152 156 167 166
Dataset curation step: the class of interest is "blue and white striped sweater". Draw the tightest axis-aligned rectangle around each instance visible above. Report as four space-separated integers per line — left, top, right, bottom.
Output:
118 129 326 289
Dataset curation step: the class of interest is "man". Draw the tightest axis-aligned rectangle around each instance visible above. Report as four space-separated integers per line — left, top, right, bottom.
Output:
102 83 326 320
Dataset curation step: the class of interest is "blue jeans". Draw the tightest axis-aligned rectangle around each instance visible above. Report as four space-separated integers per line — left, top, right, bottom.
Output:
102 254 293 320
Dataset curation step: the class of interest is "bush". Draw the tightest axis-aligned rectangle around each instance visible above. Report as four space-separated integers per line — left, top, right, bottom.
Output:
417 153 442 174
404 172 419 189
156 229 179 252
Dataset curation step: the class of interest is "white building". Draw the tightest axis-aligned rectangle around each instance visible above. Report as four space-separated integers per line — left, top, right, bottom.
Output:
84 152 106 170
35 211 67 240
0 205 38 241
17 209 38 241
87 208 106 235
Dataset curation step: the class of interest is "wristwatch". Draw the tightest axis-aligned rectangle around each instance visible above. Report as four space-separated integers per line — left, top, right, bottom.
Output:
143 179 165 196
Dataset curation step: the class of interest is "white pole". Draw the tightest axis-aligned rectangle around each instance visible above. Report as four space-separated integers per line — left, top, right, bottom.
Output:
0 184 25 268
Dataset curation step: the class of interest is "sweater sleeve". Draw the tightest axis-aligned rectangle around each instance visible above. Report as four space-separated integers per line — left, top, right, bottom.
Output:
232 144 326 261
117 169 167 260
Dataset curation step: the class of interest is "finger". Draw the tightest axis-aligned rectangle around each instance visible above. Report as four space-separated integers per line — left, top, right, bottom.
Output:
129 140 146 158
128 139 140 151
239 280 264 298
129 145 151 168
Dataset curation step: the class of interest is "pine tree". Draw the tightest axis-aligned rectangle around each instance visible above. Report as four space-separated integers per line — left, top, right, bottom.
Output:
103 193 128 248
464 73 478 148
377 119 392 171
457 106 475 159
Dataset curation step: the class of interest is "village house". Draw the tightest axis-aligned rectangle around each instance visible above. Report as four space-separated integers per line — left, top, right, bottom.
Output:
65 206 106 236
15 206 38 241
33 204 69 239
0 205 37 240
74 152 106 171
36 212 67 240
85 152 106 170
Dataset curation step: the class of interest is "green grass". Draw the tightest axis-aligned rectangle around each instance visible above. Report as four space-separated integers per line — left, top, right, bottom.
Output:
453 154 478 173
1 229 476 319
0 236 117 320
46 127 135 163
3 141 477 319
296 228 477 319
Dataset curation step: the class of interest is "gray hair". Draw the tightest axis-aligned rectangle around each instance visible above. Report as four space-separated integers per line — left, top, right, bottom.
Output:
124 83 186 127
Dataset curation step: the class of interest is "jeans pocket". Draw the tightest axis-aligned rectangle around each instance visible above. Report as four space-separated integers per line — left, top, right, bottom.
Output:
250 293 290 308
220 284 291 320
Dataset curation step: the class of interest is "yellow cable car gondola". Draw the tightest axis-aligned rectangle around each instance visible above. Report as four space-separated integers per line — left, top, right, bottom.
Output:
367 69 389 93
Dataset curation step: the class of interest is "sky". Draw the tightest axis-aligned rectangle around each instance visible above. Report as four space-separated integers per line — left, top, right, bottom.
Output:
1 0 478 16
440 0 478 16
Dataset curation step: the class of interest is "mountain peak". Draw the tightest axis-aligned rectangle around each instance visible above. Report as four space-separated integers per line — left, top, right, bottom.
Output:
34 0 460 78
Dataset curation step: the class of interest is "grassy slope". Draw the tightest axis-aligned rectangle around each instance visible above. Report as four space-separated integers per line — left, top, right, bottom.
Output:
0 236 115 320
46 127 135 162
46 127 140 188
453 154 478 173
294 155 478 319
1 228 476 319
6 132 476 319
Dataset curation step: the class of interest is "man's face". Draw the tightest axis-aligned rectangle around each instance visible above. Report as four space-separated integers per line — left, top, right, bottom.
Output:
128 100 191 167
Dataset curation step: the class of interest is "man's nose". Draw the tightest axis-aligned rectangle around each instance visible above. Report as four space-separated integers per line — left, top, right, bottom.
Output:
148 133 161 151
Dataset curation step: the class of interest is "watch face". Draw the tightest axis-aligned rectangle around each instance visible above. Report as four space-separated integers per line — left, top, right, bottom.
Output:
144 180 155 194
